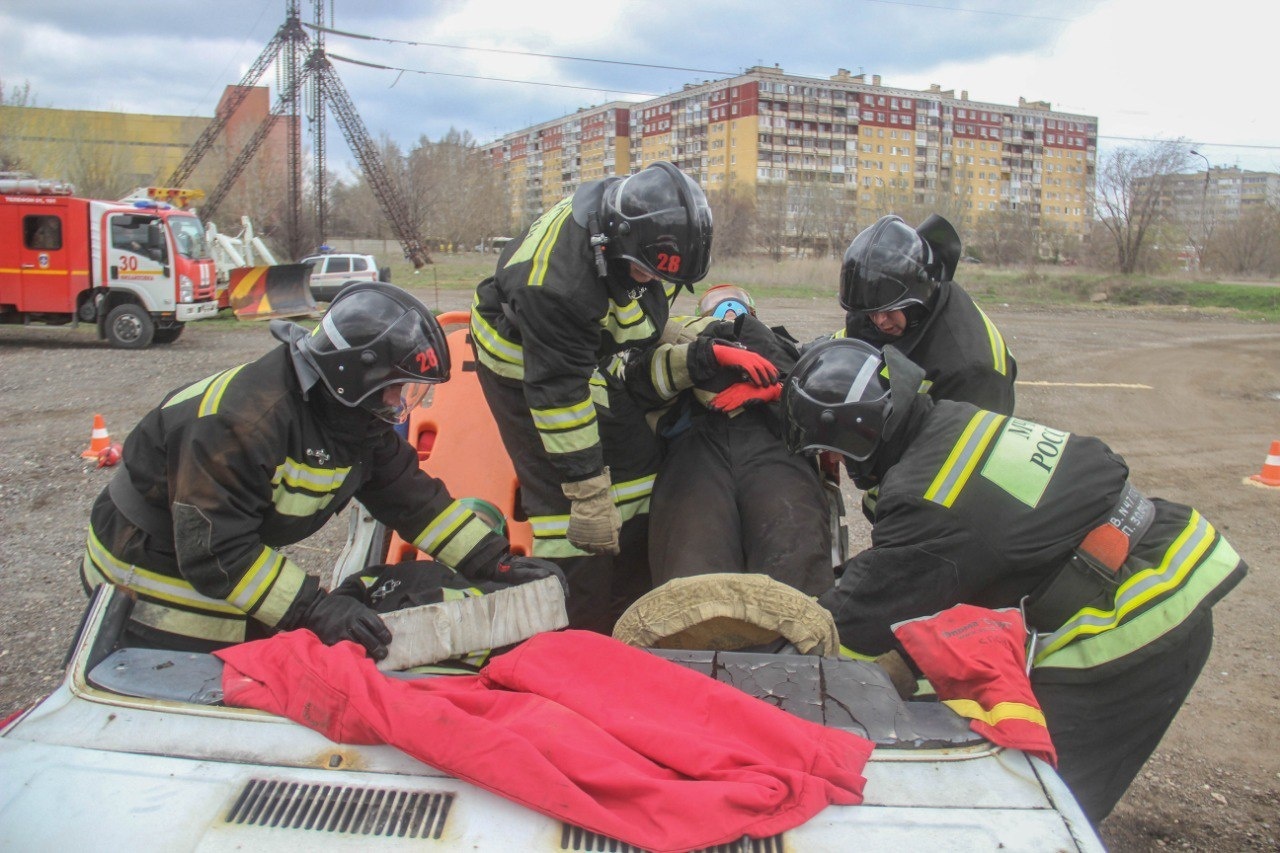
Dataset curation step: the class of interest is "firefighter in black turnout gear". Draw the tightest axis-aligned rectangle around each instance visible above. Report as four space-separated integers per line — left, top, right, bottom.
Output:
781 338 1246 822
471 161 719 633
82 283 562 660
623 285 833 595
836 214 1016 414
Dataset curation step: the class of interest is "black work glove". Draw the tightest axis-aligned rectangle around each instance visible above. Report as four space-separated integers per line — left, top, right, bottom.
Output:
482 554 569 598
302 591 393 661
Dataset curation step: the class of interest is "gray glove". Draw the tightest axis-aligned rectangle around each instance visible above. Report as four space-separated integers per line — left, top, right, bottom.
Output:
561 467 621 555
302 591 393 660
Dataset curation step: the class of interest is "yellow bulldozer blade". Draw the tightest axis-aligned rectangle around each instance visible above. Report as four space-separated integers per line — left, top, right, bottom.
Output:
228 263 319 320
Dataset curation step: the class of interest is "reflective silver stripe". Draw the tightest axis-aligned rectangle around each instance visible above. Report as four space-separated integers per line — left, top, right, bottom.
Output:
321 312 350 349
273 458 351 492
922 410 1006 507
611 474 655 504
531 515 570 537
130 599 247 645
271 488 337 517
531 398 596 432
414 502 481 555
1035 533 1239 671
846 357 880 403
976 306 1010 376
470 300 524 365
85 527 240 614
605 298 645 328
650 345 690 400
530 514 590 559
198 365 246 418
474 344 525 380
539 422 600 456
433 515 494 568
1036 511 1217 662
251 559 310 626
226 546 285 612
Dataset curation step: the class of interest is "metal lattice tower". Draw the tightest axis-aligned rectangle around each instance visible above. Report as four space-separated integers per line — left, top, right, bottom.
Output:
174 0 430 266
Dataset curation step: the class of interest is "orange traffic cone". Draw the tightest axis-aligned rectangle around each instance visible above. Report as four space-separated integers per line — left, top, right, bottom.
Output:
1247 440 1280 488
81 414 112 459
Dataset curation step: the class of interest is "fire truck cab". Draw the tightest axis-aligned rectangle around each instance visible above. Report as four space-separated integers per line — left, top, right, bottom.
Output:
0 176 219 348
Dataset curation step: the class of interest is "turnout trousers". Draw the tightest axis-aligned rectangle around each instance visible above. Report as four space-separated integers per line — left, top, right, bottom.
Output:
476 362 659 634
1032 609 1214 824
649 411 834 597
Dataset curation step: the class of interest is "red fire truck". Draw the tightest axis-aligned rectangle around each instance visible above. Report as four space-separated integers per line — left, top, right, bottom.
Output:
0 176 219 348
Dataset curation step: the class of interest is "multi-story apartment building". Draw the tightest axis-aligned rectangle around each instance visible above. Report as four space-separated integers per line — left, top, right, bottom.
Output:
1161 167 1280 224
483 101 633 228
483 66 1097 246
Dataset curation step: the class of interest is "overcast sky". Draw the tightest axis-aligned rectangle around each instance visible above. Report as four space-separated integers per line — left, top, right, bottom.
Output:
3 0 1276 175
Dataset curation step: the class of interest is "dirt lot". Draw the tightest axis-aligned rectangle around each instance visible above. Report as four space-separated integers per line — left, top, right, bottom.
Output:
1 288 1277 850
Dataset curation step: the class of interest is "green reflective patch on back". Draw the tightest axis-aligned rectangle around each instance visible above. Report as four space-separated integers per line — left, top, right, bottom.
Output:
980 417 1071 507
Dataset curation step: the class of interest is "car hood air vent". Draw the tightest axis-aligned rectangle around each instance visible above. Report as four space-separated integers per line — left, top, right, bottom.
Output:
561 825 784 852
226 778 454 839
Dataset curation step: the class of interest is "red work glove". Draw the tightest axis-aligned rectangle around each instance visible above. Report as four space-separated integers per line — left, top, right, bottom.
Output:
709 381 782 412
711 342 779 386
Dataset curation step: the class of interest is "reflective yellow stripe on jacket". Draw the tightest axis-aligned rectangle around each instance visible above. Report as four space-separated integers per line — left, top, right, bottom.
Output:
531 396 599 457
470 297 525 380
1034 511 1239 671
270 456 352 518
81 526 309 642
923 410 1007 507
975 305 1011 376
412 499 498 568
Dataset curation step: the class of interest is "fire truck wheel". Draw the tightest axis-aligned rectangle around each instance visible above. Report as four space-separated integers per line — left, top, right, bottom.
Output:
153 325 185 344
104 304 155 349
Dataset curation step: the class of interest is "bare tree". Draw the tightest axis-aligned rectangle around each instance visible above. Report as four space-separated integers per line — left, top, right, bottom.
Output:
969 207 1038 266
754 183 789 261
1205 203 1280 276
705 186 756 259
1095 139 1193 274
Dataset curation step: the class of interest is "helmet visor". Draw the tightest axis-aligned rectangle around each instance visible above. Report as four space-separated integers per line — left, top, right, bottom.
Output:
840 264 919 314
361 382 434 424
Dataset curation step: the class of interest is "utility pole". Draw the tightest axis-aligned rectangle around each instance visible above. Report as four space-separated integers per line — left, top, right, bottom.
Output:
1190 148 1210 271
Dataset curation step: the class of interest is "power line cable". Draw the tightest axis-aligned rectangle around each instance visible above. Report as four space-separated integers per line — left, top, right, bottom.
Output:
327 53 661 98
310 24 737 77
1099 134 1280 152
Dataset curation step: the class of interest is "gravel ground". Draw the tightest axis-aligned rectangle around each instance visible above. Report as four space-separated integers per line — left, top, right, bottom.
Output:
1 288 1277 850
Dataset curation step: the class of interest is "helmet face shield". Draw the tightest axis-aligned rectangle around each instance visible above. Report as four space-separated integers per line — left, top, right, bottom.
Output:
782 339 891 462
840 263 917 315
361 381 434 424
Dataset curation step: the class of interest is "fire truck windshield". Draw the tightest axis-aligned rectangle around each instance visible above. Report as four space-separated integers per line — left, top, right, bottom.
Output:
169 215 211 260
